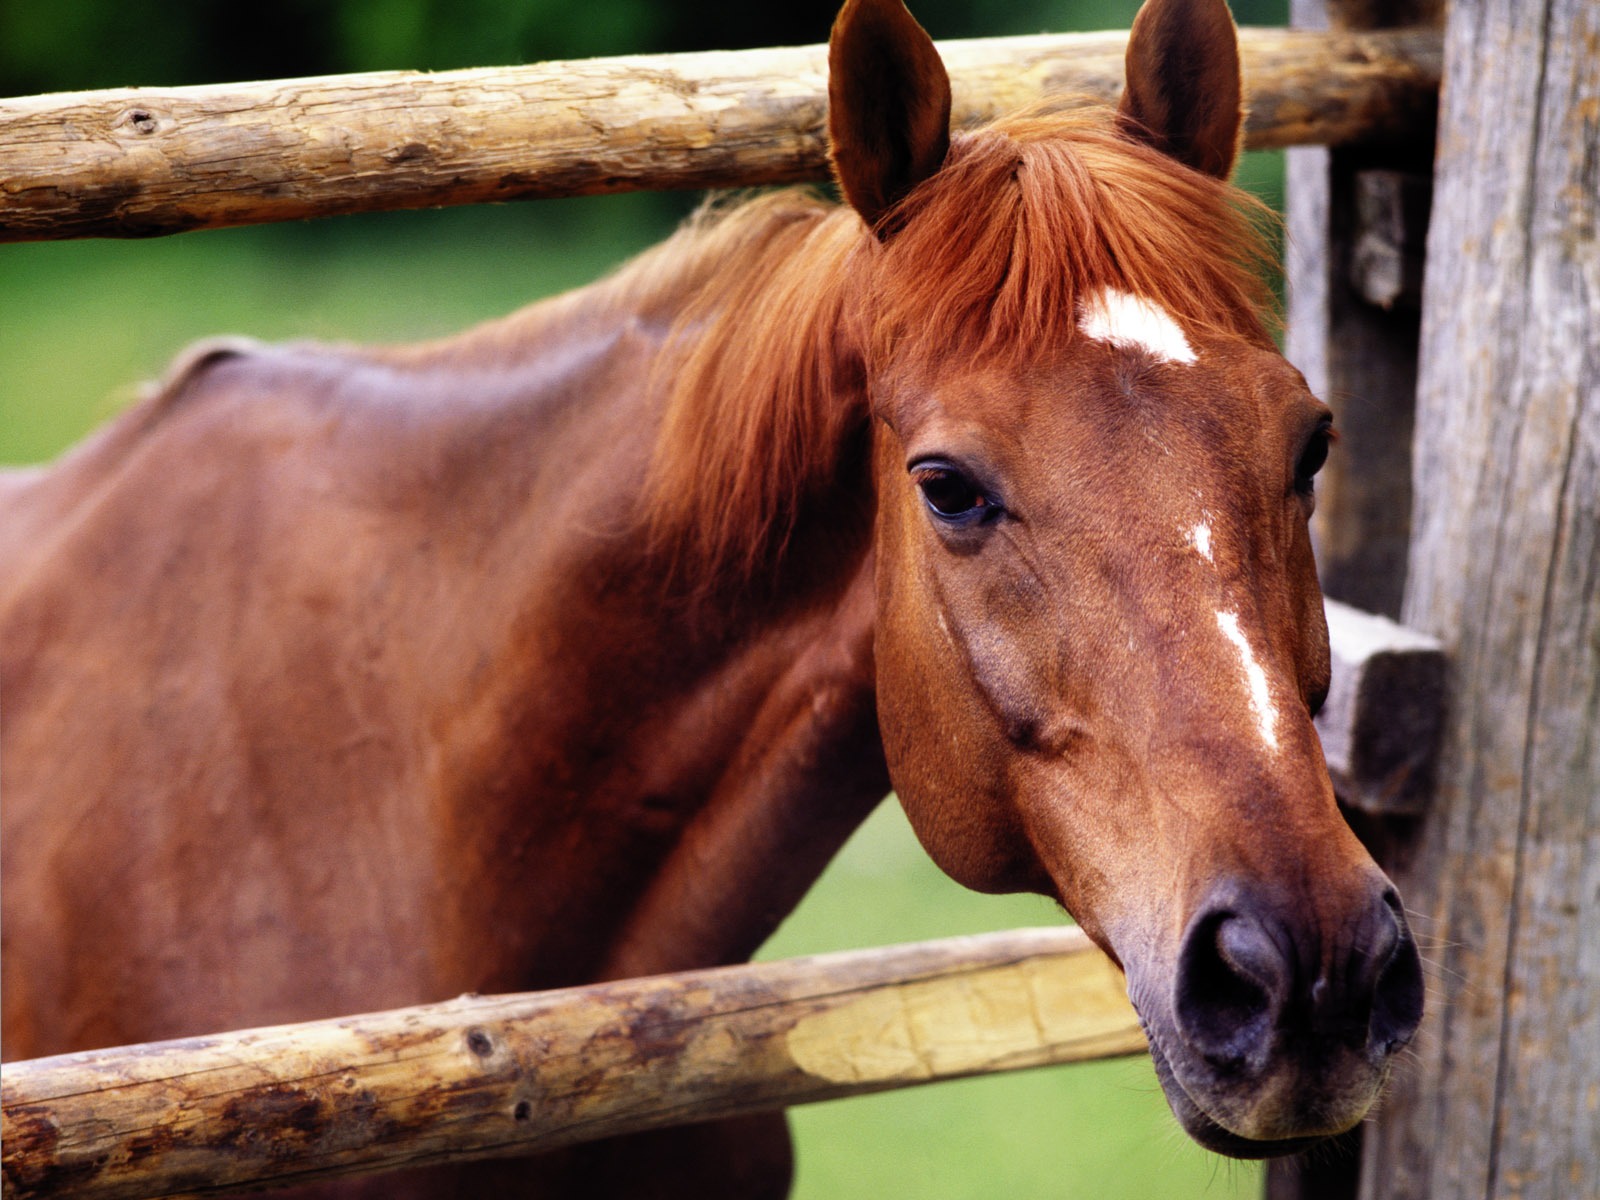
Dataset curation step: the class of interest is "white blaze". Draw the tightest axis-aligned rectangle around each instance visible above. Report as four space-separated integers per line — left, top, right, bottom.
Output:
1188 521 1215 564
1077 288 1198 364
1215 610 1280 751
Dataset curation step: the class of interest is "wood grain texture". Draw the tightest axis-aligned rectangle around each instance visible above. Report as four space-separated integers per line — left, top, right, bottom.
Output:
1361 0 1600 1195
0 26 1442 242
1286 3 1440 625
1277 5 1442 1190
0 928 1142 1200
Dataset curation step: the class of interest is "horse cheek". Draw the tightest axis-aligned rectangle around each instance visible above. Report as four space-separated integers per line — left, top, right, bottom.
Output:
872 565 1052 897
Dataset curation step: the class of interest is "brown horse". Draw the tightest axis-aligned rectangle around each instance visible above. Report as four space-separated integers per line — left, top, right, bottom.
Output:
0 0 1422 1194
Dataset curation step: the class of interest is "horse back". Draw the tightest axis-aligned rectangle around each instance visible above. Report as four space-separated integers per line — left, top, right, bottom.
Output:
0 323 665 1056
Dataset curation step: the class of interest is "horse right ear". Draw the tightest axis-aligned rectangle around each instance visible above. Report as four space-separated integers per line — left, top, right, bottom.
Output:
1116 0 1242 180
828 0 951 239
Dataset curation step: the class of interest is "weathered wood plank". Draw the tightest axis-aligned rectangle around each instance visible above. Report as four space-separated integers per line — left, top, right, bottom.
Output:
1276 1 1442 1191
1359 0 1600 1196
1348 168 1431 311
1293 149 1426 621
0 927 1142 1200
0 26 1443 243
1285 4 1439 625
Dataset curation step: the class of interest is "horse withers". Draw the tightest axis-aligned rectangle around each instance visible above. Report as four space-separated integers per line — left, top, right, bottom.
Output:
0 0 1422 1193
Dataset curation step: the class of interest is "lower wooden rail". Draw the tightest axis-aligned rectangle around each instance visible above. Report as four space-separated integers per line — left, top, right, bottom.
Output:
0 927 1141 1200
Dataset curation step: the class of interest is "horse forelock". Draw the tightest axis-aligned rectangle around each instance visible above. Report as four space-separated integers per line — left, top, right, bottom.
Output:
871 106 1280 374
636 105 1280 598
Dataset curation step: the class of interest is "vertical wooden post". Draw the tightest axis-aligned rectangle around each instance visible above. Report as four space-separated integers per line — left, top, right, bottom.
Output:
1285 0 1440 621
1275 2 1441 1198
1358 1 1600 1197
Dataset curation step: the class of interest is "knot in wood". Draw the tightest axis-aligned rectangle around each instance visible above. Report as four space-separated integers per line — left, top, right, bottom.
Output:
382 142 432 165
116 108 161 136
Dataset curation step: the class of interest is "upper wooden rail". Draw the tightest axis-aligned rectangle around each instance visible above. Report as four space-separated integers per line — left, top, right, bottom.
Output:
0 26 1441 242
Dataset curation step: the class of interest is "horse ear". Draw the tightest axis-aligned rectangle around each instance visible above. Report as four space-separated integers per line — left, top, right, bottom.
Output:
1117 0 1243 180
828 0 952 238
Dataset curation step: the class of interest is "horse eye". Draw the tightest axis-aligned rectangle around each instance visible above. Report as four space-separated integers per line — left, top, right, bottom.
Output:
1294 421 1336 496
912 464 997 523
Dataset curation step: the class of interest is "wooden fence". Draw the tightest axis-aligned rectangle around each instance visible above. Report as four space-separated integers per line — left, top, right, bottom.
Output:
1272 2 1599 1199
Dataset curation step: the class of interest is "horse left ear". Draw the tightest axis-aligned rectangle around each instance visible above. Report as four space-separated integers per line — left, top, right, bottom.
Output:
828 0 952 238
1117 0 1243 180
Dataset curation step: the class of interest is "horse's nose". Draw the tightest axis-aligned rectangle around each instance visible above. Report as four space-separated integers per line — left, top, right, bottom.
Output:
1173 884 1423 1071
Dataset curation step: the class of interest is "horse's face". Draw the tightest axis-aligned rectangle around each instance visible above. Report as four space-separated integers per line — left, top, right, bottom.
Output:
870 339 1337 906
830 0 1422 1159
868 333 1425 1156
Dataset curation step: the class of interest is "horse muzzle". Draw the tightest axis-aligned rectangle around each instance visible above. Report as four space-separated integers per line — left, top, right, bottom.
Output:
1127 876 1424 1158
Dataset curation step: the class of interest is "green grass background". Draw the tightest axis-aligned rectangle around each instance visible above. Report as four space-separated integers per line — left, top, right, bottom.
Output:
1 171 1288 1196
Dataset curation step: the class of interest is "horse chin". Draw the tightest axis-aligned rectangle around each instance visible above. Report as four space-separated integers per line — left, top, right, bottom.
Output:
1137 1013 1354 1161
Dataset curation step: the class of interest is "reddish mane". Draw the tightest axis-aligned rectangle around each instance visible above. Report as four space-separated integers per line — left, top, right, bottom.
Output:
638 104 1278 590
637 192 869 589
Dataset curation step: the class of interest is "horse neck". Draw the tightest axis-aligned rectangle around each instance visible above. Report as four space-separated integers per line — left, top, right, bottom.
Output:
428 459 885 986
403 225 888 984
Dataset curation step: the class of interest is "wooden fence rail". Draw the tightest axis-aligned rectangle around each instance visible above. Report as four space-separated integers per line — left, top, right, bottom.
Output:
0 26 1441 242
0 928 1142 1200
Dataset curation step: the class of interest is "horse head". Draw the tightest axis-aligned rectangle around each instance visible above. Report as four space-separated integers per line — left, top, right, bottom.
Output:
829 0 1423 1158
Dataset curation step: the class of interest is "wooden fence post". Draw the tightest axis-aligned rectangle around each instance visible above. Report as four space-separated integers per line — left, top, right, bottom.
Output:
1284 0 1442 622
1275 2 1443 1197
1358 0 1600 1197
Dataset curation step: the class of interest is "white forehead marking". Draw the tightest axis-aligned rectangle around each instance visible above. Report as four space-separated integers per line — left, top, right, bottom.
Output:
1215 610 1280 751
1187 521 1215 564
1078 287 1198 364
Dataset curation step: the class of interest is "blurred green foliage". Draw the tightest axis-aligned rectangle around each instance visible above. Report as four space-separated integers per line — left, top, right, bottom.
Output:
2 0 1283 94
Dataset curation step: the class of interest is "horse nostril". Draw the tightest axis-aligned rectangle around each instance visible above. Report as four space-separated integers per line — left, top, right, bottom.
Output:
1315 887 1424 1053
1175 910 1286 1069
1368 890 1424 1055
1171 887 1423 1077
